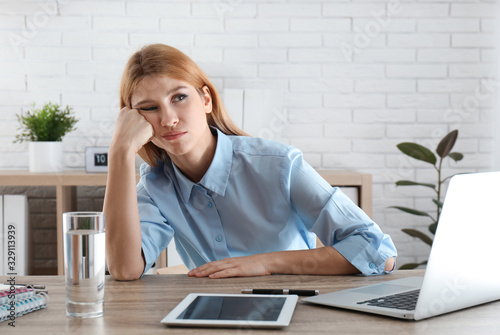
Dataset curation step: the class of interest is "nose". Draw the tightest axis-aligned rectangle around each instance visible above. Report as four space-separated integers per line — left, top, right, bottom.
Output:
159 105 179 128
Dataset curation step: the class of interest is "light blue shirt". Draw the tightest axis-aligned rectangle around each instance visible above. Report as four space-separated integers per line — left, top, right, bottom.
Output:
137 128 397 276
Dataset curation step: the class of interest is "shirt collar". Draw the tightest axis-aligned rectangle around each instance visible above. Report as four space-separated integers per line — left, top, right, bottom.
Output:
172 128 233 203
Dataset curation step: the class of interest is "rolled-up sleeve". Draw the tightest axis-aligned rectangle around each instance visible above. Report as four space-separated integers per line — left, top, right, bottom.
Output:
285 148 397 276
137 167 174 277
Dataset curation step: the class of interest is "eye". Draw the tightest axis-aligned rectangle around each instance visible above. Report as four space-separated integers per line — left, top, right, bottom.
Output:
139 106 158 112
172 94 187 102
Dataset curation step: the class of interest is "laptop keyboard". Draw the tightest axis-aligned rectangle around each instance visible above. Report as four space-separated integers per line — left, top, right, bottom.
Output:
356 289 420 311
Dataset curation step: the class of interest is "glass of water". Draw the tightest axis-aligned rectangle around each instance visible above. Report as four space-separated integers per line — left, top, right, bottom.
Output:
63 212 105 318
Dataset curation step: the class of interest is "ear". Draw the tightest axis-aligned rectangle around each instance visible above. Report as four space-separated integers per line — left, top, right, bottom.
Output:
201 86 212 114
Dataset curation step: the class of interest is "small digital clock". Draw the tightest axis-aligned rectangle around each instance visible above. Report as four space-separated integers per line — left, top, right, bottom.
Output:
85 147 109 172
94 152 108 166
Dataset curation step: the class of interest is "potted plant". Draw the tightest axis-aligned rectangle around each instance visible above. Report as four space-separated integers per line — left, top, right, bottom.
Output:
390 130 465 269
14 102 78 172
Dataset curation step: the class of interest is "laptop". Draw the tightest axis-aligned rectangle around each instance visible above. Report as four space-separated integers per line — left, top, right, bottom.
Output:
303 171 500 320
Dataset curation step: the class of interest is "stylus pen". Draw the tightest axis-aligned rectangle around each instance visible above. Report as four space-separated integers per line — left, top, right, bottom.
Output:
241 289 319 296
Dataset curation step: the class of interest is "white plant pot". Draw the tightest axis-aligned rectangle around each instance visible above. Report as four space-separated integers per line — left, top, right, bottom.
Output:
29 141 64 172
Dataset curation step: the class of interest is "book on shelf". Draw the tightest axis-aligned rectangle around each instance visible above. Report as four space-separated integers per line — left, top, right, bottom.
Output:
0 284 49 323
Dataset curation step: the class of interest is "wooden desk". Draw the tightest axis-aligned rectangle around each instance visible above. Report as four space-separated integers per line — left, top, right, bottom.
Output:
0 169 372 274
9 270 500 334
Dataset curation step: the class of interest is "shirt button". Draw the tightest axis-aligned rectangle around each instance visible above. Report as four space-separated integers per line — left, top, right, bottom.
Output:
207 202 213 208
215 235 223 242
369 262 376 269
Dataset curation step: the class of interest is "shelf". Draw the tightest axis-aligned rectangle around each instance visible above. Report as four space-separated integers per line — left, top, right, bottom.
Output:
0 169 372 274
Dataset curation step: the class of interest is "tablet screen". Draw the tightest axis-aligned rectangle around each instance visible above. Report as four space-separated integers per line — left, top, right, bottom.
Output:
177 296 286 321
162 293 298 328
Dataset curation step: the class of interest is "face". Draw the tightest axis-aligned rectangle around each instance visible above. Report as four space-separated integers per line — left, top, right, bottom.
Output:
131 75 213 161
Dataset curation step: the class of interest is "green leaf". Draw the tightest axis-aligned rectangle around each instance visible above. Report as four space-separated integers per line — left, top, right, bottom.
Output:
429 223 437 235
436 130 458 158
398 260 428 270
396 180 436 189
399 263 420 270
402 228 433 246
397 142 437 165
448 152 464 162
13 102 78 143
432 199 443 208
390 206 432 217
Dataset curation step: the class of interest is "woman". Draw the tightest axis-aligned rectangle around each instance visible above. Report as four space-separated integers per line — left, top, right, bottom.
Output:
103 44 397 281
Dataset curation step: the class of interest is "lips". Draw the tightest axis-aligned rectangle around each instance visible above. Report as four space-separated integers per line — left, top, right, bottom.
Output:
162 131 186 141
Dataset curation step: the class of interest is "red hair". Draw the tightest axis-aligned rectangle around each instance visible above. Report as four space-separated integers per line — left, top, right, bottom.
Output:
119 44 246 166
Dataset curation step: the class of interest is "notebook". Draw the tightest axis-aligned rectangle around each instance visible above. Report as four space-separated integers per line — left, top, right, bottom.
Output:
0 284 49 324
303 171 500 320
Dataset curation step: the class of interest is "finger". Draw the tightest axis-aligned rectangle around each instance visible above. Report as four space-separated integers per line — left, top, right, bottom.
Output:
193 264 226 277
189 260 216 273
208 268 240 279
188 263 215 277
189 260 234 277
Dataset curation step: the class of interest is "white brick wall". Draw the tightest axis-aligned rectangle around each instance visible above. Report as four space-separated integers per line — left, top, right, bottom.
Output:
0 0 498 273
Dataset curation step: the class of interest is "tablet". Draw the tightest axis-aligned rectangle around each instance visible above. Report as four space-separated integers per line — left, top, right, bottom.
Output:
161 293 298 329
